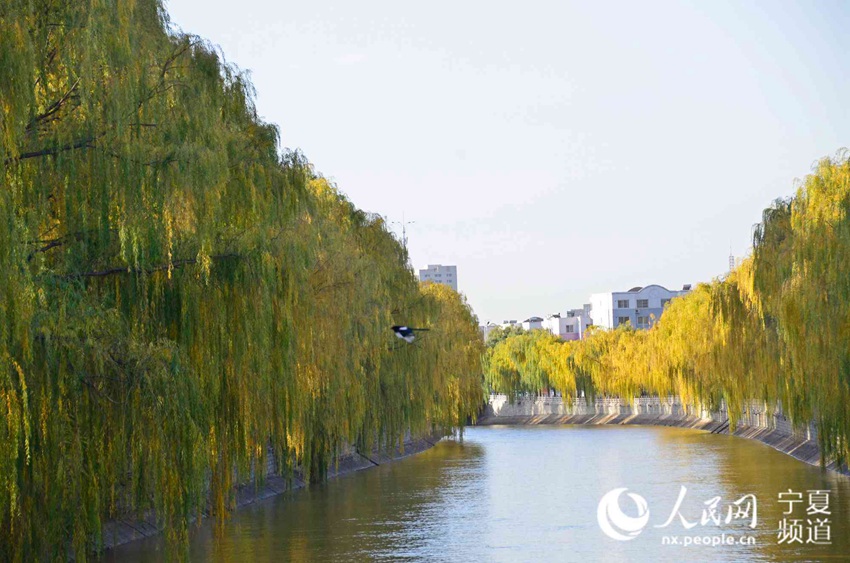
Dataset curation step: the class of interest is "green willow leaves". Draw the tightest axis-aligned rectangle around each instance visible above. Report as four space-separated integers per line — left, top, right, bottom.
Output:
0 1 484 559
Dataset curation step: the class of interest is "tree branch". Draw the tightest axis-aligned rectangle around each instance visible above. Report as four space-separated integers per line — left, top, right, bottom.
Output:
5 133 101 165
27 228 118 262
6 41 196 167
26 77 81 132
62 252 241 279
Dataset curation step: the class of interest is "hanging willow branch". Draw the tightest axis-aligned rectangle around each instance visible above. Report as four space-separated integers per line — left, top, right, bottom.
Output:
484 152 850 470
0 3 485 561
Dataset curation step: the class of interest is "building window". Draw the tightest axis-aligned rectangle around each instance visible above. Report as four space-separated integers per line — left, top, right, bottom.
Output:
637 299 649 308
637 316 649 327
617 299 629 308
661 298 671 308
617 316 630 325
565 326 575 333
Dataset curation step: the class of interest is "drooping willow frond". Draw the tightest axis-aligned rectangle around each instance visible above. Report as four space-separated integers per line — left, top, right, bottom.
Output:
0 2 485 559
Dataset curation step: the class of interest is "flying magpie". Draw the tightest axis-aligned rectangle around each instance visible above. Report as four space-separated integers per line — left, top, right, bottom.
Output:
391 325 429 343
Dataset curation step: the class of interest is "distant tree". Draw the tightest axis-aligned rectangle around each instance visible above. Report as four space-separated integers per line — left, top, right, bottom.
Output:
485 325 525 348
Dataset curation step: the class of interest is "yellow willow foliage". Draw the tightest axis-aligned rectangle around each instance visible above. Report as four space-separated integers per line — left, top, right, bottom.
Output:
416 282 487 429
0 1 484 559
707 260 784 424
284 180 484 480
750 153 850 463
484 152 850 467
646 284 721 409
485 329 579 399
486 288 765 419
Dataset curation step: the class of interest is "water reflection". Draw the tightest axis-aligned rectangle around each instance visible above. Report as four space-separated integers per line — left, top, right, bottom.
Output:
105 426 850 562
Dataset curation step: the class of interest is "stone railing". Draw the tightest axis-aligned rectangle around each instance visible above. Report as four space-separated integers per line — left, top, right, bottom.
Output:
478 394 838 474
485 394 814 434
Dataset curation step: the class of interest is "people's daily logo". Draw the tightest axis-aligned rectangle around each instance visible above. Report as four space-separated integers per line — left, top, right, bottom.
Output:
597 487 650 541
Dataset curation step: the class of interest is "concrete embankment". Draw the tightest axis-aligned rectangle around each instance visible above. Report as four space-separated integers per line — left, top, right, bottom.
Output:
478 395 848 476
101 434 440 551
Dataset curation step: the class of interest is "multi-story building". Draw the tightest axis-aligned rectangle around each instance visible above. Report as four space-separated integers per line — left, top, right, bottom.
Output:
589 284 691 330
543 306 593 341
484 307 593 341
418 264 457 291
521 316 544 331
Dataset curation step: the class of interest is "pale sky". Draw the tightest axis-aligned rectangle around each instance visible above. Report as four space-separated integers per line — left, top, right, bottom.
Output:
165 0 849 324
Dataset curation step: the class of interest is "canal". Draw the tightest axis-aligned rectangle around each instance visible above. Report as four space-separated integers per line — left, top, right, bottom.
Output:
106 425 850 562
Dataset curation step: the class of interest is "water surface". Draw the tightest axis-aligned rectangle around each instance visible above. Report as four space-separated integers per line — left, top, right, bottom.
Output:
106 425 850 562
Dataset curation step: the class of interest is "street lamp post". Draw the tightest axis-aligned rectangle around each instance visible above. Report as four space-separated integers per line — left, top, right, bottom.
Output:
391 213 415 254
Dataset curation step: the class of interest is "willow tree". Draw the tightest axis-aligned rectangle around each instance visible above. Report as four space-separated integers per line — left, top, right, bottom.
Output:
748 155 850 463
284 178 483 479
482 152 850 468
0 0 303 554
485 329 567 397
414 282 487 430
0 1 485 560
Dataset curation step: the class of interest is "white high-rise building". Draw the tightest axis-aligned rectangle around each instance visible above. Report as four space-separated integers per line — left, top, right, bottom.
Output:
589 284 691 330
419 264 457 291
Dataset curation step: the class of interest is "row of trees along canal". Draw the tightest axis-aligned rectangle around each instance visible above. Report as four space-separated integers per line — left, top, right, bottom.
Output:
486 152 850 480
0 1 484 560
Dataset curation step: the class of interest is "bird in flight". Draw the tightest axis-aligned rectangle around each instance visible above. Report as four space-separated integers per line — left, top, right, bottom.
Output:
391 325 429 343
